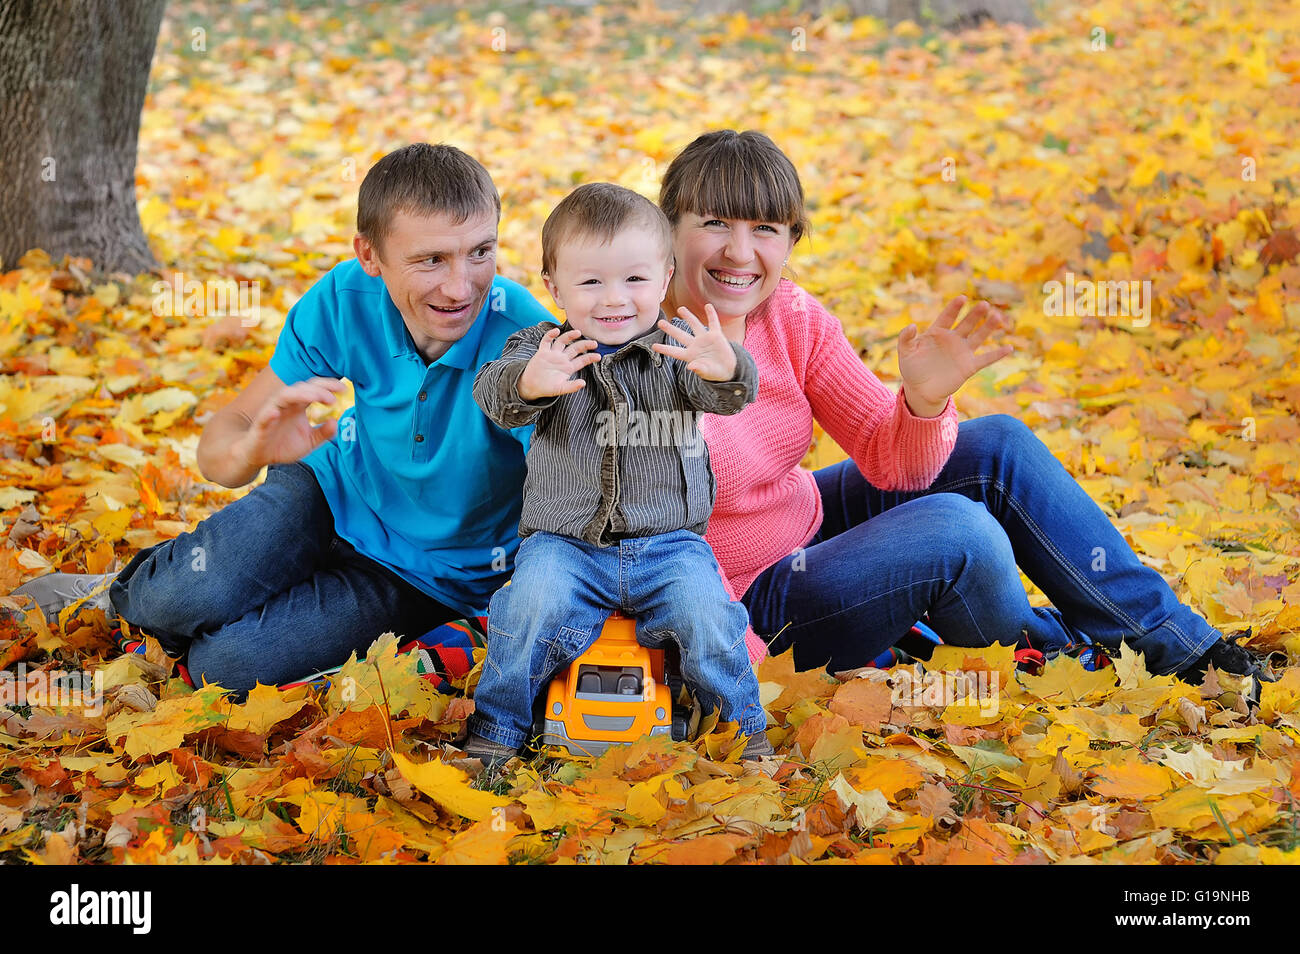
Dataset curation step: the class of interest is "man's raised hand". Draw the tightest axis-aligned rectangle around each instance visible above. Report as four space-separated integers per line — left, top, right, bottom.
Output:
235 376 347 471
517 328 601 401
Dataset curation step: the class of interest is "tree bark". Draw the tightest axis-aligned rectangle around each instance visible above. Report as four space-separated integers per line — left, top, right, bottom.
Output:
0 0 166 274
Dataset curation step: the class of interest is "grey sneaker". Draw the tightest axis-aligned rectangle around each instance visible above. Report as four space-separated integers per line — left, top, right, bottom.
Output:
741 731 775 761
463 730 520 768
10 572 119 624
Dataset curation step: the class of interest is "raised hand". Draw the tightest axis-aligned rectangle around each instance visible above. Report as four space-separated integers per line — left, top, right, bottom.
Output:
517 327 602 401
898 297 1014 409
236 376 348 469
651 304 737 381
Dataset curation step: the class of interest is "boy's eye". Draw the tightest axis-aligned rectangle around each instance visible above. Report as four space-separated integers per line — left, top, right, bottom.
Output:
627 276 646 282
579 279 599 285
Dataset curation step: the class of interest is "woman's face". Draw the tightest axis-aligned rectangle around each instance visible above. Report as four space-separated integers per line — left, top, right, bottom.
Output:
670 212 795 320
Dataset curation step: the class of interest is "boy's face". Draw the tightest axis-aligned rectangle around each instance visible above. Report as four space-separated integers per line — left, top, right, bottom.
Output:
542 225 673 347
354 207 498 364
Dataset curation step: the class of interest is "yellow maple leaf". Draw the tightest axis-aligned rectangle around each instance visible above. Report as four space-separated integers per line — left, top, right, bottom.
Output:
391 751 509 822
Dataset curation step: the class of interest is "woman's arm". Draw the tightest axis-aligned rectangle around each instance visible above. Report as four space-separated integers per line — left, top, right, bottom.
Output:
799 290 960 492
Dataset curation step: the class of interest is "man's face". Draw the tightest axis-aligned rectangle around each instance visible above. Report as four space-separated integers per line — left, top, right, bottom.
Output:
542 225 673 346
354 207 498 363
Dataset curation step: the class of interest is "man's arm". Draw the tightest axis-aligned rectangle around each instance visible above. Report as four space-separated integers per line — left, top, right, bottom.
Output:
197 366 346 488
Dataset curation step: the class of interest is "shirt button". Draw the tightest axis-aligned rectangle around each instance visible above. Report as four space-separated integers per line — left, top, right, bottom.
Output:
733 388 743 396
414 434 424 443
418 391 427 401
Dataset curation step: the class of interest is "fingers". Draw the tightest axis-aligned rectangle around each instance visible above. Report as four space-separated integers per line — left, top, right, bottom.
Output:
972 344 1014 372
276 381 339 413
657 318 694 345
676 306 707 335
651 341 690 360
933 295 967 330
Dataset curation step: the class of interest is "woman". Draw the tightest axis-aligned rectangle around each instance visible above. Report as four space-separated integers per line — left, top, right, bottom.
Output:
657 129 1268 685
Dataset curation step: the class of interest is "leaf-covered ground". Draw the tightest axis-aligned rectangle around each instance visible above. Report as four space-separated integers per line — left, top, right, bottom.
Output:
2 0 1299 864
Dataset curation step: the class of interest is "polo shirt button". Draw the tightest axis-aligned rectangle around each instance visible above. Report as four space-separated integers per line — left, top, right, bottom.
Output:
418 391 427 401
414 434 424 443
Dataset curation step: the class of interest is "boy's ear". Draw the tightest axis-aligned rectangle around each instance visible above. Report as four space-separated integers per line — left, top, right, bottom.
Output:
354 232 383 277
659 262 675 301
541 272 563 310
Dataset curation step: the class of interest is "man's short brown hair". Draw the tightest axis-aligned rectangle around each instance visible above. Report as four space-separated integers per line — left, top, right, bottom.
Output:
357 143 500 255
541 182 673 277
659 130 809 244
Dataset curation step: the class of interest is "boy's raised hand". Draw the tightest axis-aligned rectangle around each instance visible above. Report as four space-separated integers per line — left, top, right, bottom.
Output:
517 327 602 401
652 304 736 381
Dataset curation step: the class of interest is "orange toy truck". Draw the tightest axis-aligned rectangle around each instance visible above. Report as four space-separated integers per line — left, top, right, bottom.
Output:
539 611 690 756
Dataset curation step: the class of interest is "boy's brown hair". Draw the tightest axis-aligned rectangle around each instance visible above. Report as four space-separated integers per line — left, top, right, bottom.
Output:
541 182 673 277
357 143 500 256
659 130 809 244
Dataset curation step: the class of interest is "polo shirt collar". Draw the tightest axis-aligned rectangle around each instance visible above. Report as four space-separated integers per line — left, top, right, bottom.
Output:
381 281 493 369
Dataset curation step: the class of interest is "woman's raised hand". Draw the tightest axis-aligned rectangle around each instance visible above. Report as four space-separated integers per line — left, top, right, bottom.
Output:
652 304 737 381
517 327 602 401
898 297 1014 410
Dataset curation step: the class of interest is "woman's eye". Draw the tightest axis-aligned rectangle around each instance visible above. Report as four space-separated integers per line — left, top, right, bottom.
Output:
704 219 726 227
756 225 778 233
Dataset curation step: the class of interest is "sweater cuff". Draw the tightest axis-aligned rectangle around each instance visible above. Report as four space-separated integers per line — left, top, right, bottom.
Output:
890 389 959 490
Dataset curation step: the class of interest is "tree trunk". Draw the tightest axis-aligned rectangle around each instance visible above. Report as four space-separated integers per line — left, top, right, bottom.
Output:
0 0 166 274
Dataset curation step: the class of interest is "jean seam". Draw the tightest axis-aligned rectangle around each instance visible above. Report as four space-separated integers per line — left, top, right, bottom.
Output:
927 475 1142 629
927 474 1214 669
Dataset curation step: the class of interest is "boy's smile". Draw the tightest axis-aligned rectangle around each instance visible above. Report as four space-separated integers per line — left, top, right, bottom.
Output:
542 226 674 347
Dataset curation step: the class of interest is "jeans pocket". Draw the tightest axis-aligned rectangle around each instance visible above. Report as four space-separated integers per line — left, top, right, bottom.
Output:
484 623 514 678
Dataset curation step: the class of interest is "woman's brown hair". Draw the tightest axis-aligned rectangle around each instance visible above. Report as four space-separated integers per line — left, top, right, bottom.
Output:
659 130 810 244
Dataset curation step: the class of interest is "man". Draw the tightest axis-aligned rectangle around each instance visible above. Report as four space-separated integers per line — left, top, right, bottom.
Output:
12 143 555 693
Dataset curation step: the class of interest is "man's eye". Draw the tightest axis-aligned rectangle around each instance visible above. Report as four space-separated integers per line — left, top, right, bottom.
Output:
472 245 493 258
423 257 441 266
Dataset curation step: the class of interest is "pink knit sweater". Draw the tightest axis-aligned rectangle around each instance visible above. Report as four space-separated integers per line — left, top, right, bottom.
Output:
701 280 961 663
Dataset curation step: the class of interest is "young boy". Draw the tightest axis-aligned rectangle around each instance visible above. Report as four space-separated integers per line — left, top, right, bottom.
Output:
466 182 772 763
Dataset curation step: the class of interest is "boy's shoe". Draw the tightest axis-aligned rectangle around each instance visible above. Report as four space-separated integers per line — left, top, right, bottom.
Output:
10 572 119 624
463 731 520 769
1177 629 1276 689
740 731 774 761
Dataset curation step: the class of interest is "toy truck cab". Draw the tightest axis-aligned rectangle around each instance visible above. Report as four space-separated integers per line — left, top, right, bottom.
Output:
539 611 689 756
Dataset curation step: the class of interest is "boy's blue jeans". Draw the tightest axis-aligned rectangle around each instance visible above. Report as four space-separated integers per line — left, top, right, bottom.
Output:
469 529 766 749
743 414 1222 676
107 461 461 695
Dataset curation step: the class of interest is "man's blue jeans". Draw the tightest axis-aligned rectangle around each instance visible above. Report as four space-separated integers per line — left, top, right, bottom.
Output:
742 414 1222 676
108 461 461 695
470 529 765 749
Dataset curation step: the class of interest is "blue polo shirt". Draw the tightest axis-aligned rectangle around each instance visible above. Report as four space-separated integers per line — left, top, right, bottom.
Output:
268 259 556 616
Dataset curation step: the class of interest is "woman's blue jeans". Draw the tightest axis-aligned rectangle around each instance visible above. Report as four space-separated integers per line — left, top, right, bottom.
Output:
108 461 461 694
741 414 1222 676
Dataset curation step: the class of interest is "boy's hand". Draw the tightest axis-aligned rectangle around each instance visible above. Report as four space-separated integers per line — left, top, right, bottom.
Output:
517 328 601 401
652 304 736 381
898 297 1013 414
